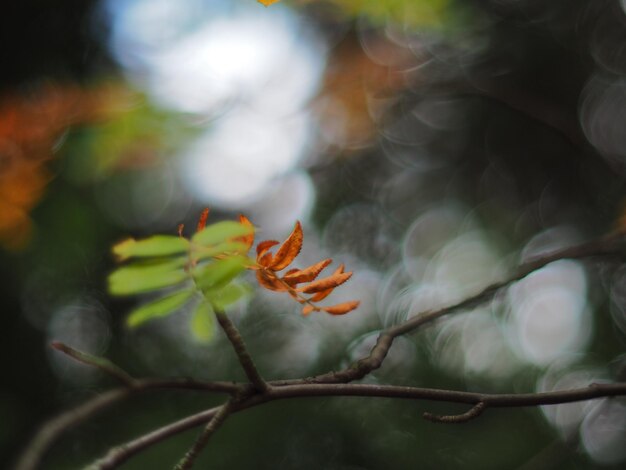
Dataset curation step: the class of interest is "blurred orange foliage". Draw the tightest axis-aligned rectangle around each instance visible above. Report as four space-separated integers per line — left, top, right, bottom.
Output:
315 32 415 150
0 83 116 250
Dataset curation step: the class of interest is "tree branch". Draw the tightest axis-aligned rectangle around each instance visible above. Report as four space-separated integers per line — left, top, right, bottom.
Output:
276 232 626 385
173 399 236 470
83 381 626 468
85 395 268 470
87 406 220 470
15 389 131 470
19 233 626 469
266 382 626 406
214 309 269 393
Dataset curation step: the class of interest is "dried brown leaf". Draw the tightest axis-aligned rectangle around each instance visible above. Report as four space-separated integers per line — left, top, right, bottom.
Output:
257 251 274 269
309 287 334 302
298 271 352 294
283 259 332 285
269 221 303 271
332 264 346 275
256 270 286 292
256 240 279 262
323 301 360 316
284 268 300 276
308 264 345 301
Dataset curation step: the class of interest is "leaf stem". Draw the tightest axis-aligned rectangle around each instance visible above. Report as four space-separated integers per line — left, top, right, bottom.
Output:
214 309 270 393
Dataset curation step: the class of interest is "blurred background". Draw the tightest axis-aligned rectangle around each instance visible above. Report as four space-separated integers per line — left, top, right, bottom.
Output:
2 0 626 468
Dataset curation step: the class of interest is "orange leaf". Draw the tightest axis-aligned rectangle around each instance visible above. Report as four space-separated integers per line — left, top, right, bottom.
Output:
236 214 255 251
283 259 332 285
269 221 303 271
196 208 210 232
323 301 360 316
257 251 274 269
308 264 345 301
256 240 279 262
257 0 281 6
256 270 286 292
310 287 334 302
329 263 345 276
298 271 352 294
282 268 300 285
301 305 316 316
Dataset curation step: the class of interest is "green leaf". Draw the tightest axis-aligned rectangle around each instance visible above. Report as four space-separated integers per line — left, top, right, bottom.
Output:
126 289 195 327
191 221 254 247
192 241 251 260
109 258 188 295
190 301 215 342
208 282 252 310
113 235 190 261
194 255 249 292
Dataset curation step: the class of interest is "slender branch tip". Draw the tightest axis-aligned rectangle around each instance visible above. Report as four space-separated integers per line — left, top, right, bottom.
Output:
49 341 136 387
423 402 487 424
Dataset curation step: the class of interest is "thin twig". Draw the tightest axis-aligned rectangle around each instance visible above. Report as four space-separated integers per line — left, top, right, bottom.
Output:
87 406 220 470
214 309 270 393
86 395 267 470
15 389 131 470
50 342 136 387
174 400 237 470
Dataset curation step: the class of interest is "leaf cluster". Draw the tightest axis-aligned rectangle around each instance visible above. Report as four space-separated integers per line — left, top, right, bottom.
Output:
108 210 359 339
109 209 254 340
253 221 360 316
